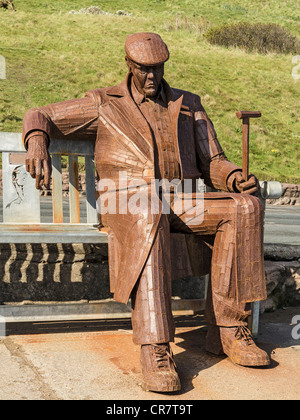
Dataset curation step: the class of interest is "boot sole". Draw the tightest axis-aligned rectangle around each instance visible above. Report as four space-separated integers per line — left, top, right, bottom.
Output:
142 382 181 393
229 357 271 367
206 349 270 367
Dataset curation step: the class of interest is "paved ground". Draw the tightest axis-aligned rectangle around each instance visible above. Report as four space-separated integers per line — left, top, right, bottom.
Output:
0 307 299 401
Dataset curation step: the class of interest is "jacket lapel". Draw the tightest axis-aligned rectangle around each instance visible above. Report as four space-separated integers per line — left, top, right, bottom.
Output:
105 76 154 156
99 99 153 164
102 75 186 177
163 80 184 180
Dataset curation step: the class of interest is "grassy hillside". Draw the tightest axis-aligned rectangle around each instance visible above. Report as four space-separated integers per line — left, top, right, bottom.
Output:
0 0 299 183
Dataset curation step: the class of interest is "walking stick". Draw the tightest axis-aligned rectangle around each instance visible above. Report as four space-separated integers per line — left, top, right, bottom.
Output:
236 111 261 181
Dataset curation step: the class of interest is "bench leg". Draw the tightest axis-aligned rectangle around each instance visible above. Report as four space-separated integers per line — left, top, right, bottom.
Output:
204 273 210 300
249 301 260 338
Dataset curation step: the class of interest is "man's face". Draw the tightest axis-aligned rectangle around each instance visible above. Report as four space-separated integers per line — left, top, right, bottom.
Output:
127 59 164 98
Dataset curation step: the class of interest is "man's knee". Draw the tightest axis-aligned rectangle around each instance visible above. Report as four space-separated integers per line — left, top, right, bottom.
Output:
233 194 264 220
244 194 264 215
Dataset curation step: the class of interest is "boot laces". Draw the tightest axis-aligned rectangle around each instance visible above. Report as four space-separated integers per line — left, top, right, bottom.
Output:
235 326 254 345
152 344 176 369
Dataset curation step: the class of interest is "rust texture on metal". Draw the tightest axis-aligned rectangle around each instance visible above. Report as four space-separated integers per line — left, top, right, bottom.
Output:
236 110 262 181
242 117 250 181
22 32 270 393
236 110 261 119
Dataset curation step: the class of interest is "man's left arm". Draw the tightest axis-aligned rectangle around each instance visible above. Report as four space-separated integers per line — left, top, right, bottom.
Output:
193 97 259 195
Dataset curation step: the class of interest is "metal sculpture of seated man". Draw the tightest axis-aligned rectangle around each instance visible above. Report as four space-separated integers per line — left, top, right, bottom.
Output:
22 32 270 393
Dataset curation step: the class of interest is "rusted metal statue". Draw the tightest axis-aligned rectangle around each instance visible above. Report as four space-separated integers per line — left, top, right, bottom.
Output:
22 33 269 393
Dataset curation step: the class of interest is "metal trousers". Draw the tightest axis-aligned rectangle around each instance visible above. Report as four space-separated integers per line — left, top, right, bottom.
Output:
131 193 264 345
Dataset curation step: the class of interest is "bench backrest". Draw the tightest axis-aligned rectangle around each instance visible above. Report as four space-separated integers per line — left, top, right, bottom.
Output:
0 132 97 224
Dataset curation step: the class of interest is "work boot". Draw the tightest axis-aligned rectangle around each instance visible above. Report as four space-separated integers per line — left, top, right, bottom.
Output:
206 325 270 367
140 343 181 393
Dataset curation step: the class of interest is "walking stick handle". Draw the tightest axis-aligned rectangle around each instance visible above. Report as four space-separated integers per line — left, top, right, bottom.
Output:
236 111 261 119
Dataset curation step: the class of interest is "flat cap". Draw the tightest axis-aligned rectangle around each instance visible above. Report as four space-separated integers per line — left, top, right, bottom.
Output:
125 32 169 66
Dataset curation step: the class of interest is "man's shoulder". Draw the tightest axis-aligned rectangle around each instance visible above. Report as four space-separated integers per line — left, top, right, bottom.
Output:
84 86 115 106
84 80 202 110
85 78 128 106
170 87 201 110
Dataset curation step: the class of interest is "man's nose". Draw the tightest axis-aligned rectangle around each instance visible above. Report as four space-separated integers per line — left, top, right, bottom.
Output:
147 69 155 79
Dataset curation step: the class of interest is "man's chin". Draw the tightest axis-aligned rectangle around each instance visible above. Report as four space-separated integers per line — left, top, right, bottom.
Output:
144 87 157 98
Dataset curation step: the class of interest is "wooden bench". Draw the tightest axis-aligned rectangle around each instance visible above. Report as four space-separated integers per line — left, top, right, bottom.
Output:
0 132 101 237
0 132 281 335
0 132 210 325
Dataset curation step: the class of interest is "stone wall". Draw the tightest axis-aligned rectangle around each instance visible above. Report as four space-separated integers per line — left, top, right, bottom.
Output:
0 243 110 303
0 241 299 315
0 242 205 305
266 183 300 206
262 244 300 312
263 260 300 312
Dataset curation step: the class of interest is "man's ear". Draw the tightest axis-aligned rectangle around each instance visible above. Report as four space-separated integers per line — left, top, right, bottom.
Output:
125 56 132 72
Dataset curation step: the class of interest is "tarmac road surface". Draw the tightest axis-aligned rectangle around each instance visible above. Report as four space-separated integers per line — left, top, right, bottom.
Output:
264 205 300 246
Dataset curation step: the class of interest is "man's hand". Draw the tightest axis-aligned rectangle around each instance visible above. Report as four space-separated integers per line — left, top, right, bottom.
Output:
228 172 259 196
25 133 52 190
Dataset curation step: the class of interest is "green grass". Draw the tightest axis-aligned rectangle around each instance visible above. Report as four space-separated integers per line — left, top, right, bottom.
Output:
0 0 299 183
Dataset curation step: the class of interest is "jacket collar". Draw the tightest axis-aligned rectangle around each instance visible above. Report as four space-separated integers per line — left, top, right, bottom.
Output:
130 79 168 106
103 73 184 179
106 73 177 105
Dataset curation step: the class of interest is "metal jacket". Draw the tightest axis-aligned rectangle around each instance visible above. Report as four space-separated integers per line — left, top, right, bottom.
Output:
23 74 242 303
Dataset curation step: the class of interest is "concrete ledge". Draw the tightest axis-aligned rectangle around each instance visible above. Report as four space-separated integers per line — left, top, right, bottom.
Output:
266 183 300 206
0 298 206 323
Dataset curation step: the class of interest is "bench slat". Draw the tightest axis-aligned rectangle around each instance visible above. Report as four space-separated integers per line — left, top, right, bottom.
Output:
68 155 80 223
52 154 63 223
0 223 108 243
85 155 97 224
0 132 24 152
49 138 95 156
